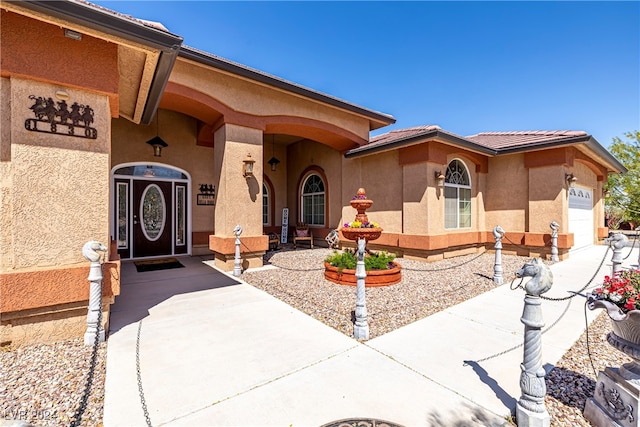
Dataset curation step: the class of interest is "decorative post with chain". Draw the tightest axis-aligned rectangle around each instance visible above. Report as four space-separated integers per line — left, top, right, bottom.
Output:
608 232 628 276
493 225 504 284
82 241 107 346
515 258 553 427
353 238 369 340
549 221 559 262
233 225 243 277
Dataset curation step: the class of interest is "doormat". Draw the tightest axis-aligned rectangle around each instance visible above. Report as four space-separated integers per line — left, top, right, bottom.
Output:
134 257 184 273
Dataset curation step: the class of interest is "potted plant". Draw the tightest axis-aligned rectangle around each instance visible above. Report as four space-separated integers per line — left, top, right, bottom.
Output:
323 249 401 287
589 269 640 381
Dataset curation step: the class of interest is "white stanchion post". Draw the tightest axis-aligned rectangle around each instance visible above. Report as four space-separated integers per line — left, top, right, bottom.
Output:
515 259 553 427
493 225 504 284
233 225 243 277
82 241 107 346
353 238 369 340
549 221 559 262
608 232 628 276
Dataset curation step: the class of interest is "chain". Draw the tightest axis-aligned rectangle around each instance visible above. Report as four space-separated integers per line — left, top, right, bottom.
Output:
69 302 102 427
268 262 325 272
468 246 611 364
136 321 153 427
399 250 486 272
508 246 610 302
502 234 552 251
584 300 598 379
467 295 574 365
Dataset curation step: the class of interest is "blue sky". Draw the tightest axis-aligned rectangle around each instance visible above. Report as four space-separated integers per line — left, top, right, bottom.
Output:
96 1 639 147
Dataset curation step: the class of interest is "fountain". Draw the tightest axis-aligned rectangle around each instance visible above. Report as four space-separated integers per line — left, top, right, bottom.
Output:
324 188 401 287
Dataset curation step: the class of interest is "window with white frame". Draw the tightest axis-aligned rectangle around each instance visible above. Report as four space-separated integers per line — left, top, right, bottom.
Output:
444 159 471 229
301 173 325 226
262 183 269 226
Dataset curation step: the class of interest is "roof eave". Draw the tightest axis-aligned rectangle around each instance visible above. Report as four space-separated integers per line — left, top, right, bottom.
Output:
14 0 184 125
496 135 627 173
179 46 396 127
345 130 496 159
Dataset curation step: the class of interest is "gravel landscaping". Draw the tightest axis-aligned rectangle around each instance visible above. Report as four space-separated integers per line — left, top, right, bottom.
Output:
1 248 631 426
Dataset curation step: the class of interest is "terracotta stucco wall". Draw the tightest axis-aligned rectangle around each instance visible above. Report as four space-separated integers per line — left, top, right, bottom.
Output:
4 78 110 271
0 10 119 116
485 154 528 232
110 110 216 236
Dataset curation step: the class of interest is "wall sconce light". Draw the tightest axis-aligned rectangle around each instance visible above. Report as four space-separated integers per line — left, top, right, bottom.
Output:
565 173 577 188
267 134 281 172
435 171 445 187
243 153 255 178
145 112 168 157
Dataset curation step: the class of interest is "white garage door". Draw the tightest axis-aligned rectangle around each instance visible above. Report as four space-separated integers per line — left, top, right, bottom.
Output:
568 187 594 251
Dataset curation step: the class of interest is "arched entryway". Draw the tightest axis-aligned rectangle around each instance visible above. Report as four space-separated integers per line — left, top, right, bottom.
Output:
112 162 191 259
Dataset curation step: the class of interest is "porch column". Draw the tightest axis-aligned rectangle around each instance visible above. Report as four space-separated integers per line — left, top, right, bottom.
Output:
210 123 268 271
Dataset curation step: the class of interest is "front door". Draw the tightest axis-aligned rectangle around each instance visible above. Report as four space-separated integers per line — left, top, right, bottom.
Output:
133 180 172 258
113 163 190 259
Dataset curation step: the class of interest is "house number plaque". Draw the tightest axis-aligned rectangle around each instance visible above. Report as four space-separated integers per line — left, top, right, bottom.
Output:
25 95 97 139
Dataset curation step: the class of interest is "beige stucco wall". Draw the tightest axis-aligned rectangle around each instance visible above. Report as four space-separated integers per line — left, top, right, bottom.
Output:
485 154 528 231
110 109 216 236
341 151 403 233
170 59 372 141
287 139 342 229
1 77 13 270
213 123 264 237
528 166 565 233
401 161 432 235
2 78 110 271
262 141 287 227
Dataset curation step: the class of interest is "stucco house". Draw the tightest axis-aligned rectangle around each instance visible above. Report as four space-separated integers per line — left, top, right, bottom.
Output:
0 0 625 347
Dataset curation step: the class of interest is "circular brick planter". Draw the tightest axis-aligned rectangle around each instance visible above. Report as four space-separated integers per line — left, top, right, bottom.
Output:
324 262 402 287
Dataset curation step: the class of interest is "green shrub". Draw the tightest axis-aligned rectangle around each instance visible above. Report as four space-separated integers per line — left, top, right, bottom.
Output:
325 249 396 271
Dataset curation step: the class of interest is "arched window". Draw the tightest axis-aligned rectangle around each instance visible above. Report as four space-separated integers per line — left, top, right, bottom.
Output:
262 183 270 226
301 173 325 226
444 159 471 229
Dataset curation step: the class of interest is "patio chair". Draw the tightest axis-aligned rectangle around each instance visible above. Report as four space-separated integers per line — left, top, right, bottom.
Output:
293 222 313 249
267 232 280 251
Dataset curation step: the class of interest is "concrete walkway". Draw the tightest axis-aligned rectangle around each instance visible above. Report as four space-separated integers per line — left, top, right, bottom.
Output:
103 245 638 426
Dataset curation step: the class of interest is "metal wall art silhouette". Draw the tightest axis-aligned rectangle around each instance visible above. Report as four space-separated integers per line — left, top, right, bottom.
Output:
25 95 97 139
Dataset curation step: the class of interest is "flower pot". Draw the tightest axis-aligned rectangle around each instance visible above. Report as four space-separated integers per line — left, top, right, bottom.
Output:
589 298 640 383
341 227 382 243
324 261 401 287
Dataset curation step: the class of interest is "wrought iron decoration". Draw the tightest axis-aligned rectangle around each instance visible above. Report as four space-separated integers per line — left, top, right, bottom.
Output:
25 95 97 139
197 184 215 205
